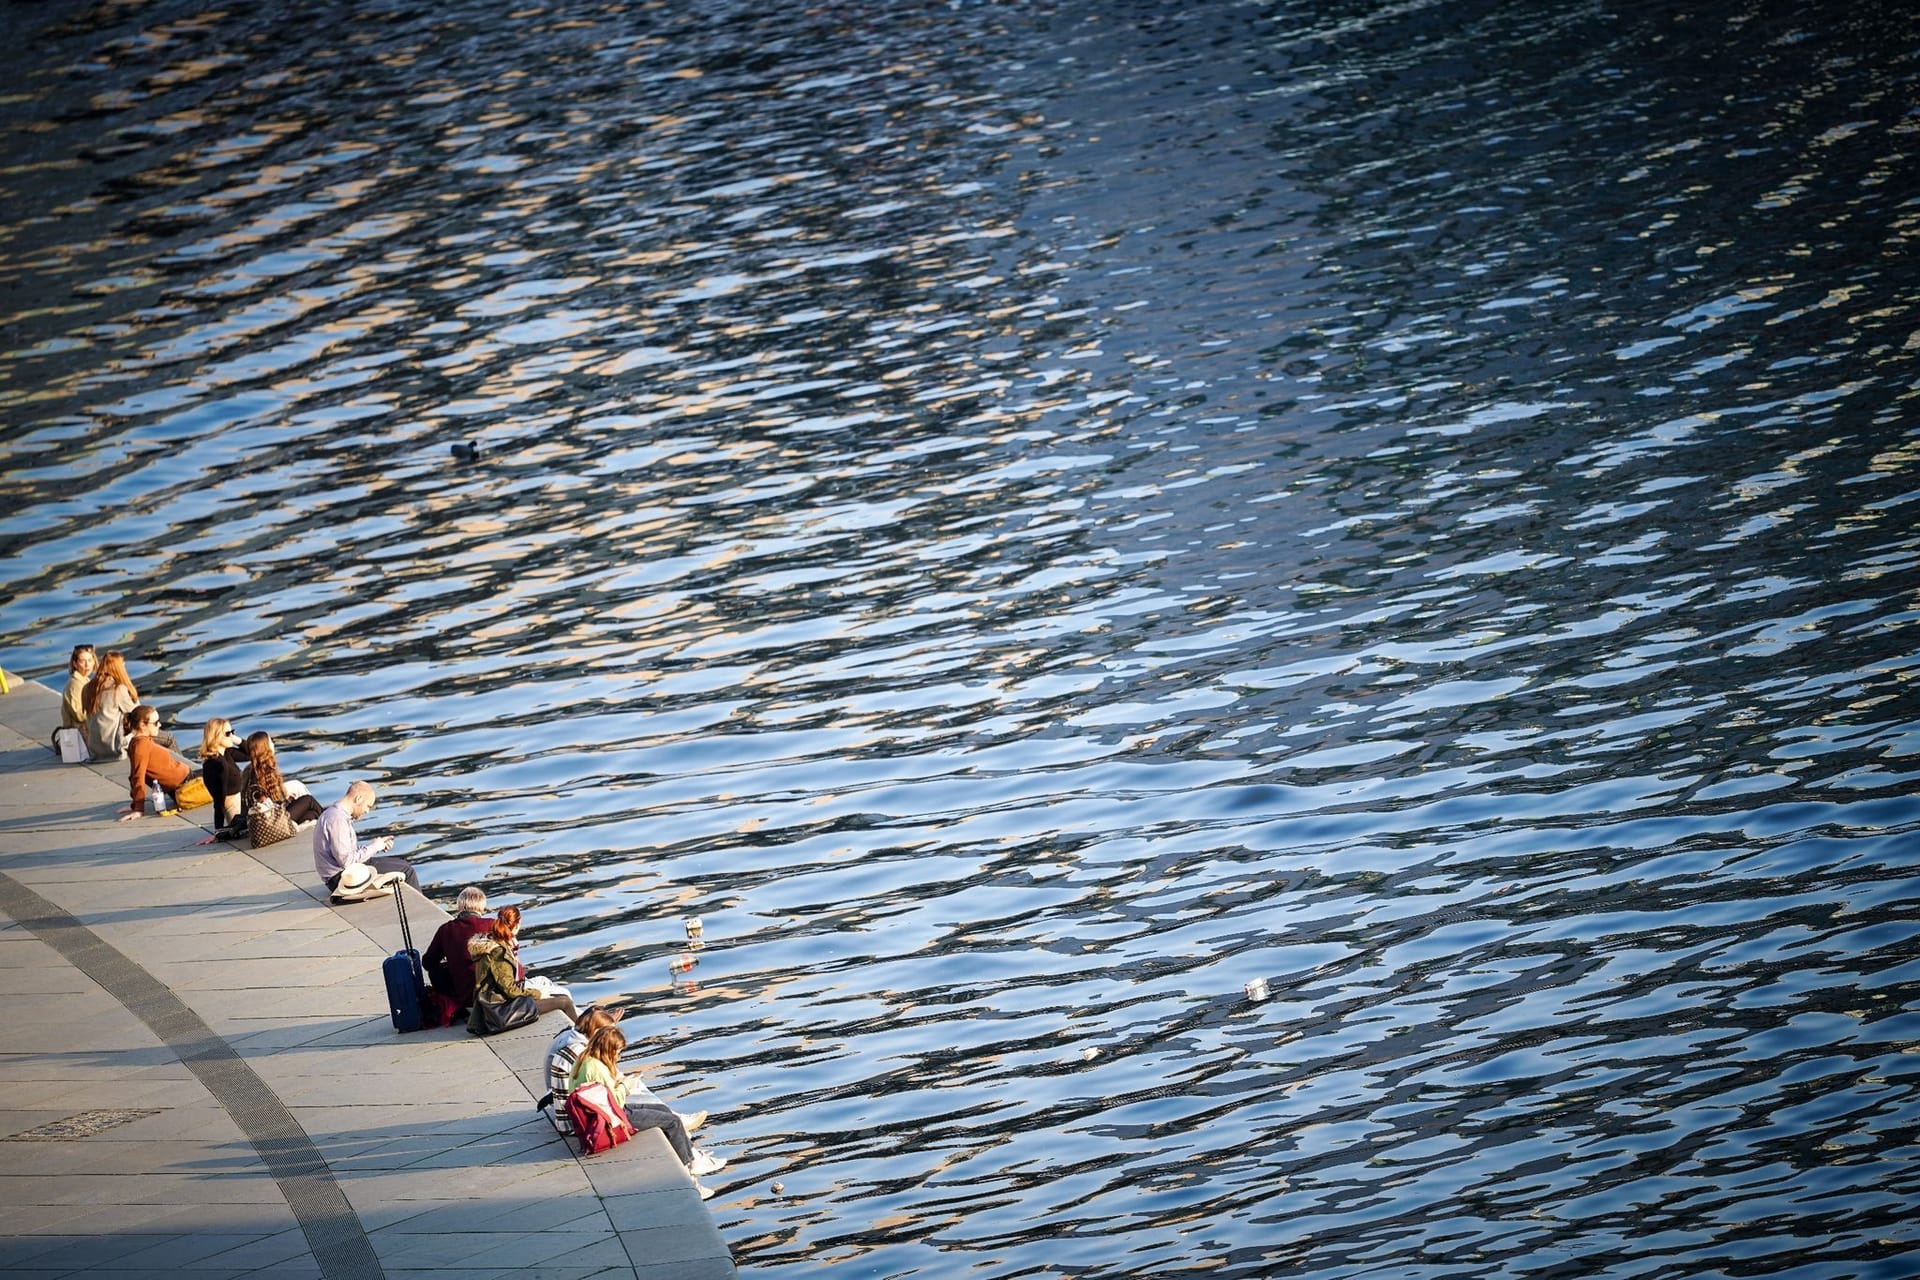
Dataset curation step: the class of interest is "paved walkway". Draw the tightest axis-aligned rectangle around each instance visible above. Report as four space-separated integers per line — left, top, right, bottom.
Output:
0 679 735 1280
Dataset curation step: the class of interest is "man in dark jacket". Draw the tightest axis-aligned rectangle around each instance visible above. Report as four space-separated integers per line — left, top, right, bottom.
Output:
423 885 494 1015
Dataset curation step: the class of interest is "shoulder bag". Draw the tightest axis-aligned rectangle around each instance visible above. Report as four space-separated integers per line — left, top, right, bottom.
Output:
250 796 297 847
469 992 540 1036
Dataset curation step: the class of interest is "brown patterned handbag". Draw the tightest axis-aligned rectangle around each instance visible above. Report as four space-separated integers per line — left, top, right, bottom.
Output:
249 796 296 848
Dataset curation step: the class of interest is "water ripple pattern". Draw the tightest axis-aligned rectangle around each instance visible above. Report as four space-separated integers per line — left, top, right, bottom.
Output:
2 0 1917 1276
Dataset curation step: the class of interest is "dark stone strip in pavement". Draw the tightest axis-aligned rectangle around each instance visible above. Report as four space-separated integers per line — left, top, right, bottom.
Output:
0 868 385 1280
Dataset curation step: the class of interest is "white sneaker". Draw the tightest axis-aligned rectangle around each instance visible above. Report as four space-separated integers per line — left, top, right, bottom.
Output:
689 1150 727 1177
677 1109 708 1134
697 1182 715 1201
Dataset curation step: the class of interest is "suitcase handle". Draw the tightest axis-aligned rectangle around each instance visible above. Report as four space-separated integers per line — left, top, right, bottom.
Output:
394 882 414 953
394 887 423 986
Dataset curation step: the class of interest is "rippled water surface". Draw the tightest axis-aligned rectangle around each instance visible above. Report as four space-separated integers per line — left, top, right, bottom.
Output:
4 0 1919 1275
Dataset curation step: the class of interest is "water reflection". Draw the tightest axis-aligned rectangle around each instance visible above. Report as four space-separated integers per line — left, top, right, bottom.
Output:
2 0 1918 1275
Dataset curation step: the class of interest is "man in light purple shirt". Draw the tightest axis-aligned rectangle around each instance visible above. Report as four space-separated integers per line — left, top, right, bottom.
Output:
314 780 419 892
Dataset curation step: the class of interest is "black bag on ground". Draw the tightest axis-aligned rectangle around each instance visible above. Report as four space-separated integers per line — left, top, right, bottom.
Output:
384 889 427 1033
469 992 539 1036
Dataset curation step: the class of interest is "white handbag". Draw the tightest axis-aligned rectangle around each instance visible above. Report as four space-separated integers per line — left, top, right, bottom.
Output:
54 728 87 764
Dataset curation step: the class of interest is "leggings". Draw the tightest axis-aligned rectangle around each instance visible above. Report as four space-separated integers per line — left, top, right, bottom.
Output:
624 1101 694 1164
533 993 580 1025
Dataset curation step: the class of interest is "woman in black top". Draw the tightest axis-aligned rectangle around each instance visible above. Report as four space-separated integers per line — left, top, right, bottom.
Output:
199 718 249 839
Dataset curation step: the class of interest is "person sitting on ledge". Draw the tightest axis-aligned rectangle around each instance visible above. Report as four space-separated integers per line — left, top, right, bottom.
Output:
83 651 143 761
545 1005 707 1144
199 718 249 839
313 780 419 894
546 1004 626 1132
569 1025 726 1194
120 705 191 821
244 732 323 828
468 905 580 1030
424 885 494 1016
61 644 96 731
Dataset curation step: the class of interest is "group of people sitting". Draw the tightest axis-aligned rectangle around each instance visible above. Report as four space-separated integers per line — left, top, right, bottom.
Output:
58 646 428 909
57 647 726 1188
60 644 176 763
427 888 727 1195
58 646 403 893
58 644 320 837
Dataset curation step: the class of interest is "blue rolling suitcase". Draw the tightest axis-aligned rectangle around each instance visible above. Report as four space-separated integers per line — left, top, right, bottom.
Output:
385 889 426 1033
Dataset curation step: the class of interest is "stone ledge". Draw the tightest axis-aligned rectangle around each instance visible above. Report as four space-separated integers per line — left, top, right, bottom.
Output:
0 677 736 1279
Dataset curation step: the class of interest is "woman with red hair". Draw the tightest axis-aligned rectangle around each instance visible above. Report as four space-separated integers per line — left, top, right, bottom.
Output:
82 652 176 760
467 906 580 1029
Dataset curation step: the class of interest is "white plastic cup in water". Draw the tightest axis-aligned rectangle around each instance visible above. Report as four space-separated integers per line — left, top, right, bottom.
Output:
1244 977 1270 1002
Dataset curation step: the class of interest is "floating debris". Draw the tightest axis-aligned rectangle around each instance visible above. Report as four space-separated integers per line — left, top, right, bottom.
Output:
451 441 482 461
1244 977 1270 1003
670 952 697 974
771 1181 785 1194
685 915 704 941
1080 1046 1100 1061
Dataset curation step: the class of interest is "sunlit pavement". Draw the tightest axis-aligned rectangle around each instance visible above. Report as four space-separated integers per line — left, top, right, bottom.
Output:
0 679 732 1280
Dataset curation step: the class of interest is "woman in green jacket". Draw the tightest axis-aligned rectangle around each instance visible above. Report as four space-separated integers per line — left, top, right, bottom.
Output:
467 906 580 1031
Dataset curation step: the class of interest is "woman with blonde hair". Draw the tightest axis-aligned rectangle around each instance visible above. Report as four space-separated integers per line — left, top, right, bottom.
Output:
544 1005 707 1145
569 1025 725 1189
240 731 322 827
199 718 250 838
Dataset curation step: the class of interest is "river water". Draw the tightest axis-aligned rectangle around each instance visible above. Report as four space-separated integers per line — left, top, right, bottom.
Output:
3 1 1918 1276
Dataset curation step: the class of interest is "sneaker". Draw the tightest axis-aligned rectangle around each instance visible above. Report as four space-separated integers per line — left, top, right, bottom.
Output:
697 1183 716 1201
677 1109 708 1134
689 1150 727 1177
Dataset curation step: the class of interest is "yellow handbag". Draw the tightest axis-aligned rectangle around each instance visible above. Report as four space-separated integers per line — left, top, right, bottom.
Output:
174 776 212 810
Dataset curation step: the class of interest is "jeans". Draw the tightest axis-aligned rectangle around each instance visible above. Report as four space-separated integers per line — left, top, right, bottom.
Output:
624 1101 694 1164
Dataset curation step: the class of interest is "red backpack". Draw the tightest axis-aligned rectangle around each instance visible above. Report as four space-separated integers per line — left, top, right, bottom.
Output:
563 1082 634 1155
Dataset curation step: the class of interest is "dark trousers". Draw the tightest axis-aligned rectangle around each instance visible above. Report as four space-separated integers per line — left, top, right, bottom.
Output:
625 1101 694 1164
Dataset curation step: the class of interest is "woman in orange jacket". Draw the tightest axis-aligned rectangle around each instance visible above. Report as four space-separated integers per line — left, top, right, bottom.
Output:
121 704 191 820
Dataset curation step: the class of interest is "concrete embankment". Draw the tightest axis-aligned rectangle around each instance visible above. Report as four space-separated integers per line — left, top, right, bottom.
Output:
0 677 735 1280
